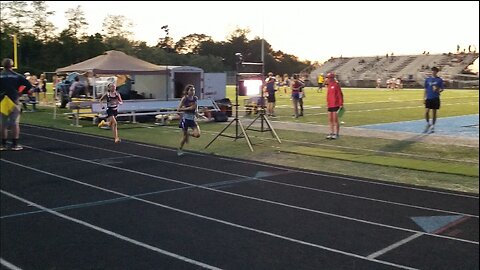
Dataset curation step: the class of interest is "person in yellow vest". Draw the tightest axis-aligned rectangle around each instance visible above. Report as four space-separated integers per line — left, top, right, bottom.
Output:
317 73 324 93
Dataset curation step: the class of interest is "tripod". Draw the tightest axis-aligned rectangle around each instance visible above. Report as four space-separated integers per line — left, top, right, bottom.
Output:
205 67 254 151
245 83 281 144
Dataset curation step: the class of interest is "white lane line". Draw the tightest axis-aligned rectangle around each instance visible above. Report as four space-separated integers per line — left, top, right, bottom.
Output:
25 125 479 199
0 258 22 270
0 186 193 219
3 152 478 246
0 167 418 270
214 156 479 199
1 190 221 270
22 132 480 218
367 233 424 259
1 177 261 219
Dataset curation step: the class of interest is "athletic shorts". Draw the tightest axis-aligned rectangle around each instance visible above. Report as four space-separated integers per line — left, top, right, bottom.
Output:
291 92 300 99
328 106 340 112
425 98 440 110
267 94 276 103
0 105 21 127
106 107 118 117
179 118 197 130
318 83 324 87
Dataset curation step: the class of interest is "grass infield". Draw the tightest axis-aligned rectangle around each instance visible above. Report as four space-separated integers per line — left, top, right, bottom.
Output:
20 84 479 193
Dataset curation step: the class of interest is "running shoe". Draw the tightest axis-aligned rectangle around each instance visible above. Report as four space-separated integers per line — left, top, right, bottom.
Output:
11 145 23 151
428 125 435 134
98 120 106 128
423 123 431 133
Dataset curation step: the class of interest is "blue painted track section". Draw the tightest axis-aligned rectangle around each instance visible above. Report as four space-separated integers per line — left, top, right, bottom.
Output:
359 114 479 138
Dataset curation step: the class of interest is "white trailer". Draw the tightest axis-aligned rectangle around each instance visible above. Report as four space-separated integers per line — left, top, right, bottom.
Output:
134 66 226 101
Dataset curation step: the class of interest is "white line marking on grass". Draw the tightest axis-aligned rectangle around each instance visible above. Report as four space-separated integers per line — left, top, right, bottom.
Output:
342 96 479 106
214 154 480 199
19 131 480 219
150 124 479 164
367 233 423 259
0 167 419 270
274 137 479 164
1 190 222 270
356 113 479 127
306 101 479 116
4 148 478 246
0 258 22 270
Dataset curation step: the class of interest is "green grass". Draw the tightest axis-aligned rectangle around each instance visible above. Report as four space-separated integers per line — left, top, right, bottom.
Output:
281 146 478 177
19 86 479 194
231 86 479 126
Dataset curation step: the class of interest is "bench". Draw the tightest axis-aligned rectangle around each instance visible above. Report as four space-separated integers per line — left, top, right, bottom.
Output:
66 99 220 127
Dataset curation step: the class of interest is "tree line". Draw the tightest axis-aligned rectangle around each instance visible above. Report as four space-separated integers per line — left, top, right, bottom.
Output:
0 1 311 77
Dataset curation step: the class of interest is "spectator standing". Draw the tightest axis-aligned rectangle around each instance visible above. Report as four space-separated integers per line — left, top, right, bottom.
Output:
39 73 47 101
298 75 307 116
423 66 444 133
0 58 33 150
325 73 344 139
317 73 324 93
290 74 304 118
264 76 277 117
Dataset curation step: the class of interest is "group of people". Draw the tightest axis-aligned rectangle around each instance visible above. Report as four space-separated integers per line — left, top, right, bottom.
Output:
263 72 307 118
263 71 343 139
19 72 47 111
1 56 445 153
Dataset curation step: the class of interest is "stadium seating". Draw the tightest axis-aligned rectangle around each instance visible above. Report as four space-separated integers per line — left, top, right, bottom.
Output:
306 52 478 88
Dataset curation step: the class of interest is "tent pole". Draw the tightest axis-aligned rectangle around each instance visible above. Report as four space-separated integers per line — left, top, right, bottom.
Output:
53 86 57 119
166 66 169 100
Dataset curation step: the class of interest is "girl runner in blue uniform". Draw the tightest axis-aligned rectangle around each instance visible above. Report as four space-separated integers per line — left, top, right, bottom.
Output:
177 84 201 156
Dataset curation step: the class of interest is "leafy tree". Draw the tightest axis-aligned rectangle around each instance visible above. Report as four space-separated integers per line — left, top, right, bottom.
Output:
83 34 107 58
65 5 89 40
156 25 174 53
175 33 212 54
56 29 80 66
0 32 14 62
104 36 134 54
102 14 133 38
31 1 56 42
1 6 310 78
188 54 225 72
17 33 44 74
0 1 29 34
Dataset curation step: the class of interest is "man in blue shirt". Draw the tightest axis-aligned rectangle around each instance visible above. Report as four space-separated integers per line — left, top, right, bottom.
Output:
1 58 33 150
423 66 444 133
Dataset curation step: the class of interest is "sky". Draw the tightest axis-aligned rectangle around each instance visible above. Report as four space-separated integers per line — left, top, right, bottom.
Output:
33 1 480 64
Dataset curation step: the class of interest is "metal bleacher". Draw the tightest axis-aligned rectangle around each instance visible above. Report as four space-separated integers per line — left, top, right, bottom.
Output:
307 52 478 88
